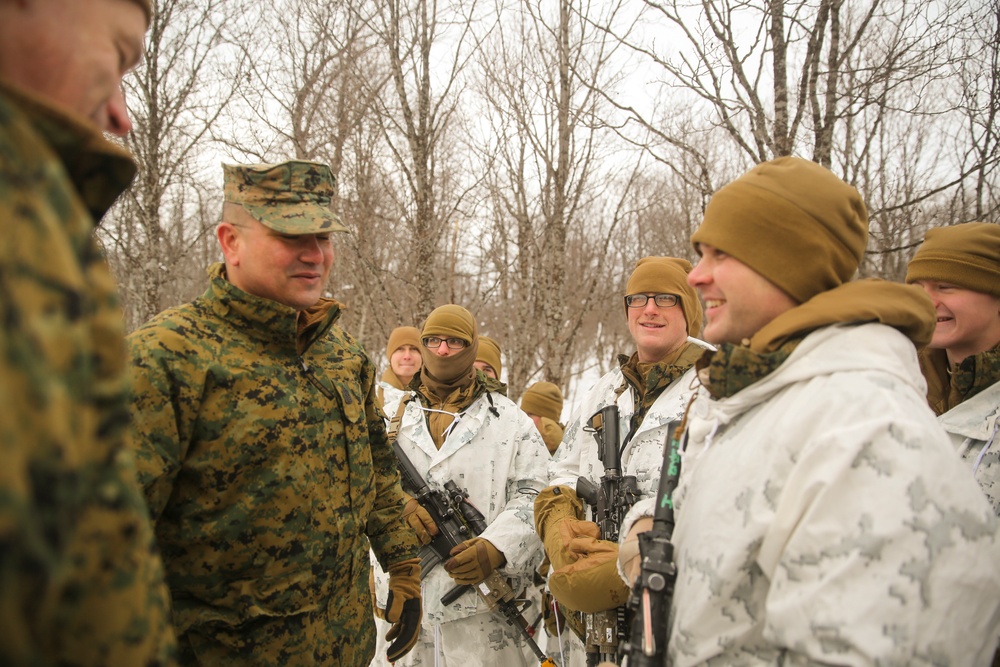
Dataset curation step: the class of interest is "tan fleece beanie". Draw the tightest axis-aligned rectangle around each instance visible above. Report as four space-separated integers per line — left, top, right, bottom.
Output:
520 382 564 423
386 326 421 358
905 222 1000 297
692 157 868 303
625 257 704 337
476 336 503 377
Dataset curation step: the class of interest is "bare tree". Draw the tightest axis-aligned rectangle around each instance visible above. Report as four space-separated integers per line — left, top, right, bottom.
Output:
101 0 243 331
584 0 988 280
469 0 641 396
951 0 1000 222
356 0 480 320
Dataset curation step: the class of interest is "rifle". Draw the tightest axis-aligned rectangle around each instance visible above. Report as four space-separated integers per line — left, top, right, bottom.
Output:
576 405 641 667
619 421 681 667
393 441 554 666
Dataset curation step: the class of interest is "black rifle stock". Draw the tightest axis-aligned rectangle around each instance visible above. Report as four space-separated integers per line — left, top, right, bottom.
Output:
392 441 550 663
622 421 681 667
576 405 641 667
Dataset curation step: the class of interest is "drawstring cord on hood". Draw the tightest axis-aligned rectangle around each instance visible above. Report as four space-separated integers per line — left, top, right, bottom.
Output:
414 392 499 442
486 392 500 418
415 403 469 441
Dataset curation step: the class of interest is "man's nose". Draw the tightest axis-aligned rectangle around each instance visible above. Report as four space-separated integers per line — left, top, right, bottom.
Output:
105 85 133 137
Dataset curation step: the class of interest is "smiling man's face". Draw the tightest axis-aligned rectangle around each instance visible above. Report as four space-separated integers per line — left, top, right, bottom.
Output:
914 279 1000 365
217 212 334 311
626 293 689 363
688 243 798 346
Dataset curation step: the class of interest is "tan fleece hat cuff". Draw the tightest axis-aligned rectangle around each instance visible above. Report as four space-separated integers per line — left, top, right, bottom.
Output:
905 222 1000 297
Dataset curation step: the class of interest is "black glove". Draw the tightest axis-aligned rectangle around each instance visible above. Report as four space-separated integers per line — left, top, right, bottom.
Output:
385 596 421 662
384 557 422 662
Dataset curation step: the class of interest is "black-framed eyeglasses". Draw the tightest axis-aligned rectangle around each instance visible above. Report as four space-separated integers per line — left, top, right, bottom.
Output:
422 336 468 350
624 293 680 309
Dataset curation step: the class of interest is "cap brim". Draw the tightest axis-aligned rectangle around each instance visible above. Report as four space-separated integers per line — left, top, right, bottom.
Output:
242 203 348 234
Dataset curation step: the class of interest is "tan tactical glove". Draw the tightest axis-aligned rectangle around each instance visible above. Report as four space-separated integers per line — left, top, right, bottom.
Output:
383 557 422 662
443 537 506 585
401 495 438 546
618 517 654 588
533 485 586 571
547 534 630 613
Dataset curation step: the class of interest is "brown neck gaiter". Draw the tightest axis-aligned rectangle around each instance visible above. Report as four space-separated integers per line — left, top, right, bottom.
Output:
418 345 479 448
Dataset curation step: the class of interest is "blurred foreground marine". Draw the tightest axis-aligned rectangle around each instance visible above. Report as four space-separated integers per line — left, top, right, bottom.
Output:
0 0 178 664
127 161 422 666
620 157 1000 666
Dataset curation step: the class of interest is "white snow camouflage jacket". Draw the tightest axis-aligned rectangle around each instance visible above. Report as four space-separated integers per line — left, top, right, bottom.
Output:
548 363 698 508
654 322 1000 666
941 380 1000 516
373 388 550 625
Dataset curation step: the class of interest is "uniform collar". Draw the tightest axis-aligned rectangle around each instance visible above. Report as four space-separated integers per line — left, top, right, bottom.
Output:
0 79 137 221
202 262 342 353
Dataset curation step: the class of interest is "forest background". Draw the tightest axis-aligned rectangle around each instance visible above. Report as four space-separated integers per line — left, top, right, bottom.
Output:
105 0 1000 410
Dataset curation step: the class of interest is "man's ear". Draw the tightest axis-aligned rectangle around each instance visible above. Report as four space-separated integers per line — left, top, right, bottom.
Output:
217 222 241 266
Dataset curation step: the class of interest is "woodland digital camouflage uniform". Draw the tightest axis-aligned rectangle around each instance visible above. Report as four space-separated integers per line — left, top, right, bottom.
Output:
128 263 420 666
0 81 176 665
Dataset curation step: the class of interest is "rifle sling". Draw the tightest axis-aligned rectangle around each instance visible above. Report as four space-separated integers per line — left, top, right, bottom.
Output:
387 393 414 443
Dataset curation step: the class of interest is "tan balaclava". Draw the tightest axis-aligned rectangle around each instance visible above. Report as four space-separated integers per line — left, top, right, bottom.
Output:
419 305 479 448
692 156 868 304
476 335 503 378
625 257 704 338
906 222 1000 298
420 305 478 390
382 326 421 390
521 382 565 454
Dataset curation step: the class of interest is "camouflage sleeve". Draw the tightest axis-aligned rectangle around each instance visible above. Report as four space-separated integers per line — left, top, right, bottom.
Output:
126 324 191 520
0 352 179 667
0 98 177 663
363 354 420 570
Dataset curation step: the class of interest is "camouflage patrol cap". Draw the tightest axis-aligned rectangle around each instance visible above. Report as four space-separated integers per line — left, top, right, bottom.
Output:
223 161 348 235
